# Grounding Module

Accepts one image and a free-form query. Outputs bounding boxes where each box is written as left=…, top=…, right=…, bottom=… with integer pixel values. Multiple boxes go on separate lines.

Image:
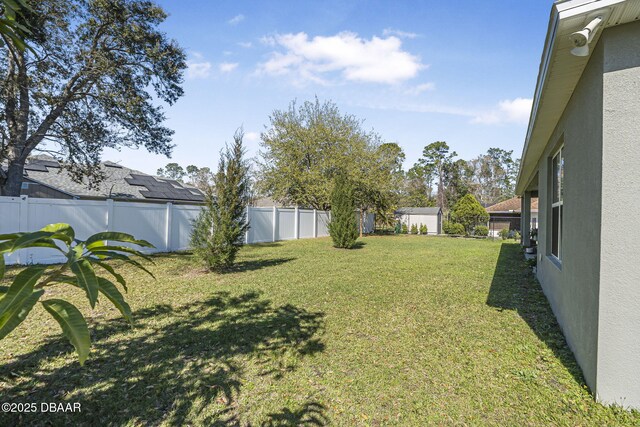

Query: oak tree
left=0, top=0, right=186, bottom=196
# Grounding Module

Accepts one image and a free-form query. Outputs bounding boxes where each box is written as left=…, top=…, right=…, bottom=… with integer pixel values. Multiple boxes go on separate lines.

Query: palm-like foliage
left=0, top=223, right=153, bottom=365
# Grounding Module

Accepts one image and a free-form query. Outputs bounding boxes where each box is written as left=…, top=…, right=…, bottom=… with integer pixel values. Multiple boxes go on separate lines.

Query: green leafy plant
left=328, top=174, right=359, bottom=249
left=191, top=129, right=250, bottom=271
left=513, top=231, right=521, bottom=241
left=499, top=228, right=510, bottom=240
left=401, top=223, right=408, bottom=234
left=410, top=224, right=418, bottom=235
left=0, top=224, right=154, bottom=365
left=474, top=225, right=489, bottom=237
left=419, top=224, right=428, bottom=235
left=449, top=223, right=465, bottom=235
left=450, top=194, right=489, bottom=235
left=394, top=221, right=402, bottom=234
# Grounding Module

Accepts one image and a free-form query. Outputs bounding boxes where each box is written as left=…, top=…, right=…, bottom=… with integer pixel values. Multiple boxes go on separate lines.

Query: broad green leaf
left=85, top=232, right=154, bottom=249
left=70, top=260, right=99, bottom=308
left=88, top=245, right=153, bottom=262
left=0, top=232, right=23, bottom=241
left=0, top=267, right=44, bottom=339
left=0, top=267, right=44, bottom=314
left=0, top=241, right=12, bottom=253
left=41, top=299, right=90, bottom=365
left=93, top=261, right=128, bottom=292
left=40, top=224, right=75, bottom=245
left=11, top=231, right=55, bottom=251
left=97, top=278, right=133, bottom=324
left=0, top=289, right=43, bottom=339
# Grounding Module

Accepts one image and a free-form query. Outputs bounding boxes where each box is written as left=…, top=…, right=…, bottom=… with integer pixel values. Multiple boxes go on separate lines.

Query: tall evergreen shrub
left=191, top=129, right=250, bottom=271
left=328, top=175, right=359, bottom=249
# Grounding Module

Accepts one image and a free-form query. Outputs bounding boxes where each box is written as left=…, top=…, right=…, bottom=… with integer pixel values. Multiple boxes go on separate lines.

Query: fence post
left=245, top=206, right=251, bottom=244
left=165, top=202, right=173, bottom=251
left=294, top=206, right=300, bottom=239
left=18, top=196, right=29, bottom=264
left=313, top=209, right=317, bottom=238
left=272, top=205, right=277, bottom=242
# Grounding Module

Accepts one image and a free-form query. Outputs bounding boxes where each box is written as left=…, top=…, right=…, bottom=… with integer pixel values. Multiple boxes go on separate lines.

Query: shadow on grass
left=224, top=257, right=296, bottom=274
left=0, top=292, right=326, bottom=426
left=351, top=241, right=366, bottom=250
left=486, top=243, right=586, bottom=388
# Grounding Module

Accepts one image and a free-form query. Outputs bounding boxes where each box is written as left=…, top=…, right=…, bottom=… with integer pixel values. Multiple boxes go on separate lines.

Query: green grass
left=1, top=236, right=639, bottom=425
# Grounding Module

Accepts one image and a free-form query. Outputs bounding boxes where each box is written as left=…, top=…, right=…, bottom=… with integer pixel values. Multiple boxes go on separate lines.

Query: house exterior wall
left=398, top=213, right=440, bottom=234
left=20, top=180, right=72, bottom=199
left=596, top=21, right=640, bottom=408
left=531, top=20, right=640, bottom=408
left=533, top=31, right=604, bottom=396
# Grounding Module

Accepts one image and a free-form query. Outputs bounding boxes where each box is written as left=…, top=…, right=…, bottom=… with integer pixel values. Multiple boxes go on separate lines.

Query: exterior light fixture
left=570, top=16, right=603, bottom=57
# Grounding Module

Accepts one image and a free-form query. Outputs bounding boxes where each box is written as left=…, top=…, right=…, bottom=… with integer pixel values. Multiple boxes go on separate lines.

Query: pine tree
left=328, top=175, right=359, bottom=249
left=191, top=129, right=250, bottom=271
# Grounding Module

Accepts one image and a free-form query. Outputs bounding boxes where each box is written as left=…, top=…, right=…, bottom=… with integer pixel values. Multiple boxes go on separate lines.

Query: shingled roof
left=19, top=156, right=205, bottom=203
left=486, top=196, right=538, bottom=213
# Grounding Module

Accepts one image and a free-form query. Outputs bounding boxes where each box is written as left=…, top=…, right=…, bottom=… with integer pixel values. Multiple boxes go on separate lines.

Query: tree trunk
left=1, top=161, right=25, bottom=196
left=359, top=210, right=364, bottom=237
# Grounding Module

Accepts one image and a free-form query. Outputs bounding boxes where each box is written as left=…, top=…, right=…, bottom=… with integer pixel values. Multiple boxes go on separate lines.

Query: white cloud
left=228, top=14, right=245, bottom=25
left=405, top=82, right=435, bottom=95
left=238, top=41, right=253, bottom=48
left=472, top=97, right=533, bottom=125
left=382, top=28, right=419, bottom=39
left=244, top=131, right=260, bottom=142
left=186, top=52, right=212, bottom=79
left=219, top=62, right=239, bottom=73
left=257, top=31, right=425, bottom=85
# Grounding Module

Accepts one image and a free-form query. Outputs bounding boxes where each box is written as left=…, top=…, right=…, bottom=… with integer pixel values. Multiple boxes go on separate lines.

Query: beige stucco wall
left=533, top=29, right=604, bottom=395
left=596, top=21, right=640, bottom=408
left=530, top=20, right=640, bottom=408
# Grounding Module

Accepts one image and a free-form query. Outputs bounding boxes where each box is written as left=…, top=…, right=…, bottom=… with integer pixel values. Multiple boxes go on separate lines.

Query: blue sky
left=103, top=0, right=552, bottom=174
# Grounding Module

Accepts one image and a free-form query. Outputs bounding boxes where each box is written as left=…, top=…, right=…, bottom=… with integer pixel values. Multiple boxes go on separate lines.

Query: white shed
left=395, top=207, right=442, bottom=235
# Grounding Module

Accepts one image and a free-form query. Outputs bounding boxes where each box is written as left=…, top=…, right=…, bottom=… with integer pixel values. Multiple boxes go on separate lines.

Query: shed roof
left=394, top=207, right=442, bottom=215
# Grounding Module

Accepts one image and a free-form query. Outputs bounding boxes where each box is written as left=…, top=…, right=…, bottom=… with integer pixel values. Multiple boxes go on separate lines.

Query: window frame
left=550, top=145, right=564, bottom=262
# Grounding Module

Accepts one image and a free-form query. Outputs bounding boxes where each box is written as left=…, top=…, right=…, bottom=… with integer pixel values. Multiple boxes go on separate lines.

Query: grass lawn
left=1, top=236, right=639, bottom=425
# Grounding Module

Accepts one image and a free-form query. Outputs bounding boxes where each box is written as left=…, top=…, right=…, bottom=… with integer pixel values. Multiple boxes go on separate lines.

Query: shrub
left=513, top=231, right=521, bottom=241
left=0, top=224, right=153, bottom=365
left=410, top=224, right=418, bottom=234
left=191, top=129, right=250, bottom=271
left=474, top=225, right=489, bottom=237
left=419, top=224, right=428, bottom=235
left=394, top=221, right=402, bottom=234
left=401, top=223, right=408, bottom=234
left=448, top=223, right=466, bottom=235
left=450, top=194, right=489, bottom=235
left=499, top=228, right=510, bottom=240
left=328, top=174, right=359, bottom=249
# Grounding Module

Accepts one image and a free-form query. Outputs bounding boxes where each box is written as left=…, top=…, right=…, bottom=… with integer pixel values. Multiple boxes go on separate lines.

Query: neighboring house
left=516, top=0, right=640, bottom=408
left=486, top=197, right=539, bottom=236
left=394, top=207, right=442, bottom=234
left=15, top=156, right=204, bottom=203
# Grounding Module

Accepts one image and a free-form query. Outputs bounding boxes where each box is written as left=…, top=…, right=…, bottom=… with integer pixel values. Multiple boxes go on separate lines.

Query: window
left=551, top=146, right=564, bottom=260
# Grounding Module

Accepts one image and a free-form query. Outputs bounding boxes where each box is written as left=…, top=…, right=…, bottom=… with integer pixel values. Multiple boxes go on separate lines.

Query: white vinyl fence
left=0, top=196, right=374, bottom=265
